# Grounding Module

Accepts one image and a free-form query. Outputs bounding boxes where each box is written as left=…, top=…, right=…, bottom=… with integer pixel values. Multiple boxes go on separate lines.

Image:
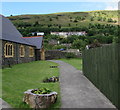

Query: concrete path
left=50, top=60, right=116, bottom=108
left=0, top=98, right=12, bottom=109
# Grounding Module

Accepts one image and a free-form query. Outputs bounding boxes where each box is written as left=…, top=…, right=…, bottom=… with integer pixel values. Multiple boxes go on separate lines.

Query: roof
left=22, top=36, right=43, bottom=49
left=0, top=15, right=43, bottom=49
left=0, top=15, right=31, bottom=45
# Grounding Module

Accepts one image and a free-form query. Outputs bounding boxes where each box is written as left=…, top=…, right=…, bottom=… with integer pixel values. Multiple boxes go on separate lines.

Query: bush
left=112, top=36, right=119, bottom=43
left=65, top=53, right=76, bottom=59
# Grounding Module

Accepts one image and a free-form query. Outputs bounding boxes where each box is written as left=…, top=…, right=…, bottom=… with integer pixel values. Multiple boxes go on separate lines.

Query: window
left=4, top=43, right=14, bottom=58
left=29, top=47, right=34, bottom=57
left=20, top=45, right=25, bottom=57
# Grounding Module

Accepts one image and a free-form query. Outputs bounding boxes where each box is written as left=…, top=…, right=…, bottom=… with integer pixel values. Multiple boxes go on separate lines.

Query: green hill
left=7, top=10, right=119, bottom=36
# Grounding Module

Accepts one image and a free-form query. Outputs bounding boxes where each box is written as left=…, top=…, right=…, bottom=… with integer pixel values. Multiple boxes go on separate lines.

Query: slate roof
left=0, top=15, right=43, bottom=49
left=22, top=36, right=43, bottom=49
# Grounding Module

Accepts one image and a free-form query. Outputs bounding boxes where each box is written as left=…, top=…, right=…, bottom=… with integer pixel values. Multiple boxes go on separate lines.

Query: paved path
left=0, top=98, right=12, bottom=109
left=50, top=60, right=116, bottom=108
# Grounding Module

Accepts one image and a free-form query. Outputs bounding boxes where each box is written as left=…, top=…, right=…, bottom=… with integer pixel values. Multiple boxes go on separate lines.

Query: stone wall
left=0, top=40, right=2, bottom=68
left=2, top=40, right=36, bottom=68
left=45, top=50, right=67, bottom=60
left=45, top=50, right=82, bottom=60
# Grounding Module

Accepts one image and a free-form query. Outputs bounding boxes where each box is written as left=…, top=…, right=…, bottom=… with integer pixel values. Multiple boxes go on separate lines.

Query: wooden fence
left=82, top=44, right=120, bottom=109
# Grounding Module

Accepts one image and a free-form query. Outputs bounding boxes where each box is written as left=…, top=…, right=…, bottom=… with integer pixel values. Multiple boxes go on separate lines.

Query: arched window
left=20, top=45, right=25, bottom=57
left=4, top=43, right=14, bottom=58
left=29, top=47, right=34, bottom=57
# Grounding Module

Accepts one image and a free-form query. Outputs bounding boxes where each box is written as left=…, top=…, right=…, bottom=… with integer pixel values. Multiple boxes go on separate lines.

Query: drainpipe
left=40, top=38, right=45, bottom=60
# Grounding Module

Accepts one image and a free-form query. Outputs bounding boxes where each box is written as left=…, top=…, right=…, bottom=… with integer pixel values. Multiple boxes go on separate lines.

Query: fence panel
left=82, top=44, right=120, bottom=109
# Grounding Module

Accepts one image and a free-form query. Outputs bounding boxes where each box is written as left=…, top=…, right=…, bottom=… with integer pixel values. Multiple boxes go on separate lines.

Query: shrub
left=65, top=53, right=76, bottom=59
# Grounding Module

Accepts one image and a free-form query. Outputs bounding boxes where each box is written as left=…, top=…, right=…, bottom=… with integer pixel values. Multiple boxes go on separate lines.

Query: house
left=48, top=39, right=59, bottom=45
left=51, top=31, right=87, bottom=37
left=0, top=15, right=44, bottom=68
left=31, top=32, right=44, bottom=36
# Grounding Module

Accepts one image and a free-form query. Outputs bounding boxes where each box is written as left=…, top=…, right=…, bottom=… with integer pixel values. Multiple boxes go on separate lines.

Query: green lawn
left=0, top=69, right=2, bottom=98
left=2, top=61, right=61, bottom=108
left=60, top=58, right=82, bottom=70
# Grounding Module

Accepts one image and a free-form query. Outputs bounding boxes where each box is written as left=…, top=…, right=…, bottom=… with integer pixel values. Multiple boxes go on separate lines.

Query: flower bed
left=23, top=88, right=57, bottom=108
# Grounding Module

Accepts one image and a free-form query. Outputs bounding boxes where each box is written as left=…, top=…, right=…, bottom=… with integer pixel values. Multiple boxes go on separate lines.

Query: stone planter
left=23, top=89, right=57, bottom=108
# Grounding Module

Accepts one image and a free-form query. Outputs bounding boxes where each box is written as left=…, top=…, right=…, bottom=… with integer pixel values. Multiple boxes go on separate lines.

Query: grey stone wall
left=2, top=40, right=36, bottom=68
left=45, top=50, right=81, bottom=60
left=45, top=50, right=67, bottom=60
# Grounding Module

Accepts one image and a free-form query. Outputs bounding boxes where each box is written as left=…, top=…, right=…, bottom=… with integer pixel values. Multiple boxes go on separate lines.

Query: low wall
left=45, top=50, right=67, bottom=60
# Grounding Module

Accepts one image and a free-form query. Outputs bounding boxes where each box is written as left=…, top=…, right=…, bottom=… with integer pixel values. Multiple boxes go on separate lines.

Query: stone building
left=0, top=15, right=44, bottom=68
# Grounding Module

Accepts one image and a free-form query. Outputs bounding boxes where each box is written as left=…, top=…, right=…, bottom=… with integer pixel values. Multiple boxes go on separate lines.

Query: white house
left=32, top=32, right=44, bottom=36
left=51, top=31, right=87, bottom=37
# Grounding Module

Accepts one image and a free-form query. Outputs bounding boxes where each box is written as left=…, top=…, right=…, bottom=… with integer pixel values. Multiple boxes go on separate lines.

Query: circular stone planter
left=23, top=89, right=57, bottom=108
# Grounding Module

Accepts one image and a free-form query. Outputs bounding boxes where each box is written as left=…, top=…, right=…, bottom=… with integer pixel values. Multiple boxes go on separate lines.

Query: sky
left=1, top=1, right=119, bottom=17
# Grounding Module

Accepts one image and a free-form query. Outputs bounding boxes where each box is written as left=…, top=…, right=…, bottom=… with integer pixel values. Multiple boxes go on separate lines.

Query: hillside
left=7, top=10, right=119, bottom=36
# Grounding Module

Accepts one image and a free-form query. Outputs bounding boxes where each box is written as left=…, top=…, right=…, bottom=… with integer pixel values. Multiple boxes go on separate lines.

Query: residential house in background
left=51, top=31, right=87, bottom=37
left=48, top=39, right=59, bottom=45
left=31, top=32, right=44, bottom=36
left=0, top=15, right=44, bottom=67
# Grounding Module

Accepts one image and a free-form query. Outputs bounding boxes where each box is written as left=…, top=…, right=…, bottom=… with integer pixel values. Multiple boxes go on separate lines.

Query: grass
left=2, top=61, right=61, bottom=108
left=0, top=69, right=2, bottom=98
left=9, top=10, right=118, bottom=29
left=60, top=58, right=82, bottom=70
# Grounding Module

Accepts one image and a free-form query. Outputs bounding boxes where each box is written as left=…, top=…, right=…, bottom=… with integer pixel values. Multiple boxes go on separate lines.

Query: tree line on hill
left=44, top=34, right=119, bottom=51
left=15, top=21, right=119, bottom=50
left=9, top=10, right=119, bottom=50
left=17, top=23, right=119, bottom=37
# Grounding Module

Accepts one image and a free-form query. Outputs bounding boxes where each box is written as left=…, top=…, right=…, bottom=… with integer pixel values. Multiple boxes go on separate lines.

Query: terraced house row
left=0, top=15, right=44, bottom=68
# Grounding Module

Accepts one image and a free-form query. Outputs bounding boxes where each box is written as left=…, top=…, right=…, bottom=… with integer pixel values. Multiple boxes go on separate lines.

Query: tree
left=89, top=39, right=101, bottom=48
left=48, top=24, right=52, bottom=27
left=112, top=36, right=119, bottom=44
left=90, top=17, right=94, bottom=21
left=33, top=21, right=39, bottom=26
left=73, top=19, right=78, bottom=22
left=103, top=17, right=106, bottom=21
left=49, top=18, right=52, bottom=21
left=56, top=16, right=58, bottom=19
left=58, top=25, right=61, bottom=29
left=72, top=39, right=87, bottom=50
left=108, top=18, right=113, bottom=22
left=67, top=35, right=76, bottom=43
left=68, top=23, right=71, bottom=27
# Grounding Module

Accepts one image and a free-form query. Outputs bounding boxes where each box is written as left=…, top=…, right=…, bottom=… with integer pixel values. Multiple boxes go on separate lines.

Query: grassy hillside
left=8, top=10, right=118, bottom=27
left=7, top=10, right=118, bottom=37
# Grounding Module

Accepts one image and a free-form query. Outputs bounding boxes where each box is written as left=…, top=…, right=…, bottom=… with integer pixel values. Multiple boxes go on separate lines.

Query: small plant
left=43, top=76, right=59, bottom=83
left=32, top=88, right=52, bottom=94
